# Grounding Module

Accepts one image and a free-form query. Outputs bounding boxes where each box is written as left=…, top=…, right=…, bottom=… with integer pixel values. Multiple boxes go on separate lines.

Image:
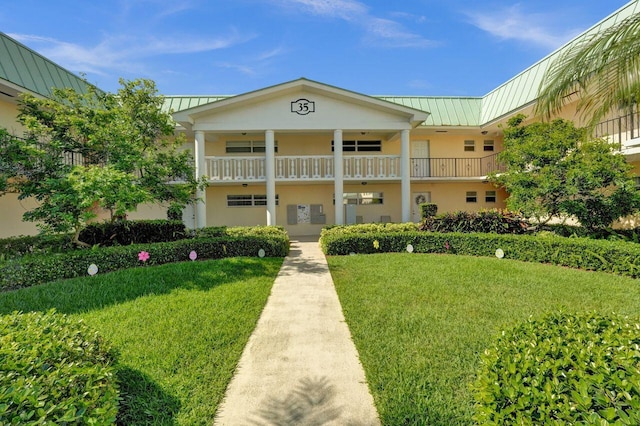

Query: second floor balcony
left=205, top=153, right=504, bottom=182
left=411, top=153, right=504, bottom=179
left=595, top=109, right=640, bottom=152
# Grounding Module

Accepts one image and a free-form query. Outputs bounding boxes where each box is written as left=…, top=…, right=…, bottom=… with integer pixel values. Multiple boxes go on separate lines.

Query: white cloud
left=216, top=45, right=288, bottom=77
left=270, top=0, right=434, bottom=48
left=8, top=31, right=254, bottom=76
left=216, top=62, right=258, bottom=76
left=277, top=0, right=367, bottom=21
left=366, top=17, right=435, bottom=48
left=389, top=11, right=427, bottom=24
left=464, top=4, right=580, bottom=50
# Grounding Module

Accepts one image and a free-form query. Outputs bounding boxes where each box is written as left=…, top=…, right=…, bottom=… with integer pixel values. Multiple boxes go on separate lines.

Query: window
left=337, top=192, right=384, bottom=205
left=227, top=194, right=279, bottom=207
left=634, top=176, right=640, bottom=190
left=331, top=140, right=382, bottom=152
left=466, top=191, right=477, bottom=203
left=464, top=140, right=475, bottom=152
left=483, top=140, right=495, bottom=152
left=226, top=140, right=277, bottom=153
left=359, top=192, right=384, bottom=205
left=485, top=190, right=497, bottom=203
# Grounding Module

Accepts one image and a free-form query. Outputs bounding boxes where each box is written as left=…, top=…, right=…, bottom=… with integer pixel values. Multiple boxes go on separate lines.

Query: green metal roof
left=379, top=96, right=481, bottom=127
left=0, top=32, right=93, bottom=98
left=162, top=95, right=231, bottom=113
left=164, top=94, right=481, bottom=127
left=481, top=0, right=640, bottom=124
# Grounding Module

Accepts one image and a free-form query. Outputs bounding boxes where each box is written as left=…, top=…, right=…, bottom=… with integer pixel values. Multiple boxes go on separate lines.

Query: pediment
left=172, top=78, right=429, bottom=132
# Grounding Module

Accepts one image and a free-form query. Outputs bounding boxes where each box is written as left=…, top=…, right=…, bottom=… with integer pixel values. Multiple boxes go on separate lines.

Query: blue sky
left=0, top=0, right=631, bottom=97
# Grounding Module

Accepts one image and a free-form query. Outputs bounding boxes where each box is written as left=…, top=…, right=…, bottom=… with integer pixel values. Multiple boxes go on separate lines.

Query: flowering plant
left=138, top=251, right=150, bottom=262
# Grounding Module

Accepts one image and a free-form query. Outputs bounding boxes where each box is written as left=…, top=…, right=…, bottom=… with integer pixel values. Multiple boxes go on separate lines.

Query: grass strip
left=328, top=253, right=640, bottom=425
left=0, top=257, right=283, bottom=425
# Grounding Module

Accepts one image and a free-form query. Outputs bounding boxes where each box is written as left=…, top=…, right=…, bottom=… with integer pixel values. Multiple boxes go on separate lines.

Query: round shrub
left=0, top=310, right=119, bottom=424
left=472, top=311, right=640, bottom=425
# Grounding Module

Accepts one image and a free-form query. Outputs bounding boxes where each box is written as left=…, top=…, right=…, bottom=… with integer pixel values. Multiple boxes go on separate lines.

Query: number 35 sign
left=291, top=98, right=316, bottom=115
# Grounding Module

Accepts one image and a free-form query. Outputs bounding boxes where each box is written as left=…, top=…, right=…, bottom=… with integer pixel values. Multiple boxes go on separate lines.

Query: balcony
left=411, top=153, right=504, bottom=178
left=595, top=110, right=640, bottom=152
left=205, top=153, right=504, bottom=182
left=206, top=155, right=400, bottom=182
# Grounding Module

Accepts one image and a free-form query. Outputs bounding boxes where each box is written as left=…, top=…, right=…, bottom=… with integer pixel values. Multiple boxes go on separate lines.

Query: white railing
left=343, top=155, right=400, bottom=179
left=205, top=155, right=401, bottom=181
left=207, top=157, right=266, bottom=181
left=275, top=156, right=334, bottom=180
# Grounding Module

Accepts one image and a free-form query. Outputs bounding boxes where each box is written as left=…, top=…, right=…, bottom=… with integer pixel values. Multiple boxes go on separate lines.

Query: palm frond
left=536, top=11, right=640, bottom=130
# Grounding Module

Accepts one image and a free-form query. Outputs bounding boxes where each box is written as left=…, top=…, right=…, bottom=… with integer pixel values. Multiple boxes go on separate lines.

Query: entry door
left=411, top=140, right=430, bottom=178
left=412, top=192, right=431, bottom=222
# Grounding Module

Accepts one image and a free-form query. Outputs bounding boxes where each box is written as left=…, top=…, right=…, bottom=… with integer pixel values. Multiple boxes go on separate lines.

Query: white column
left=265, top=130, right=276, bottom=226
left=401, top=129, right=411, bottom=223
left=334, top=129, right=344, bottom=225
left=194, top=130, right=207, bottom=229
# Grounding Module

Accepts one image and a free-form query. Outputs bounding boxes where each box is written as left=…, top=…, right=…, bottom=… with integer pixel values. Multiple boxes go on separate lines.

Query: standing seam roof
left=480, top=1, right=640, bottom=124
left=0, top=32, right=92, bottom=98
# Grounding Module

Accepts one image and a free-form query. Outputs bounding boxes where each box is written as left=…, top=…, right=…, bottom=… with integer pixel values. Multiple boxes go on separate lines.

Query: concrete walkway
left=214, top=237, right=380, bottom=426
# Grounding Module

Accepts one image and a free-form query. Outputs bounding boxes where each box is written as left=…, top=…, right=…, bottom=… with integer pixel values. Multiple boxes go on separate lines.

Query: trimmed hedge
left=0, top=310, right=119, bottom=424
left=472, top=311, right=640, bottom=425
left=1, top=233, right=289, bottom=290
left=0, top=234, right=75, bottom=258
left=320, top=230, right=640, bottom=278
left=321, top=223, right=419, bottom=235
left=78, top=220, right=187, bottom=246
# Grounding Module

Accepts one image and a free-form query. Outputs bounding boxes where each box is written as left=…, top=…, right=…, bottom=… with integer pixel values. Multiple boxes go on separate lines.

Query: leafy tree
left=536, top=11, right=640, bottom=129
left=489, top=114, right=640, bottom=230
left=0, top=78, right=204, bottom=245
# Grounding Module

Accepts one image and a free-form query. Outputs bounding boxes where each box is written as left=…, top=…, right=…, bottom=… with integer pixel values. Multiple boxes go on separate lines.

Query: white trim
left=334, top=129, right=344, bottom=225
left=194, top=130, right=207, bottom=229
left=265, top=130, right=276, bottom=225
left=401, top=129, right=411, bottom=222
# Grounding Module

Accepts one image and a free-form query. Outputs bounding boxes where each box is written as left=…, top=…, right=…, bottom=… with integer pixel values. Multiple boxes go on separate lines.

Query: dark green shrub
left=0, top=310, right=119, bottom=424
left=78, top=220, right=187, bottom=246
left=191, top=226, right=228, bottom=238
left=420, top=203, right=438, bottom=219
left=0, top=233, right=75, bottom=258
left=419, top=209, right=528, bottom=234
left=166, top=205, right=183, bottom=221
left=472, top=311, right=640, bottom=425
left=1, top=232, right=290, bottom=290
left=320, top=229, right=640, bottom=278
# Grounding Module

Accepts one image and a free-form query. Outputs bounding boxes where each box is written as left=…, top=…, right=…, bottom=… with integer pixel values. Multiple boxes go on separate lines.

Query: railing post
left=401, top=129, right=411, bottom=222
left=194, top=130, right=207, bottom=229
left=334, top=130, right=344, bottom=225
left=265, top=130, right=276, bottom=226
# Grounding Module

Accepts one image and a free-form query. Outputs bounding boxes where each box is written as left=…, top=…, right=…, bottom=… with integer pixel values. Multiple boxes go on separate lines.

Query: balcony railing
left=206, top=154, right=504, bottom=181
left=206, top=155, right=401, bottom=181
left=594, top=109, right=640, bottom=150
left=411, top=153, right=505, bottom=178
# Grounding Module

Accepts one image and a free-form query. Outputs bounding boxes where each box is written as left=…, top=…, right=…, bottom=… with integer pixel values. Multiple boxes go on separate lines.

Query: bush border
left=1, top=234, right=289, bottom=291
left=320, top=230, right=640, bottom=278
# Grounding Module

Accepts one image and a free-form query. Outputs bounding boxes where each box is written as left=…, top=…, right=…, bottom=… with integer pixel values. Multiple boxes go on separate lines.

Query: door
left=412, top=192, right=431, bottom=222
left=412, top=140, right=430, bottom=178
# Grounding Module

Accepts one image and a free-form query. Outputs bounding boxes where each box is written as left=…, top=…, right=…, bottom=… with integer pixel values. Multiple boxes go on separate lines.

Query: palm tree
left=536, top=10, right=640, bottom=130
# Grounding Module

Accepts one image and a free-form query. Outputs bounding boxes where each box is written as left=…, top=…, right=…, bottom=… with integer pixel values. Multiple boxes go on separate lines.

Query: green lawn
left=0, top=257, right=283, bottom=425
left=328, top=253, right=640, bottom=425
